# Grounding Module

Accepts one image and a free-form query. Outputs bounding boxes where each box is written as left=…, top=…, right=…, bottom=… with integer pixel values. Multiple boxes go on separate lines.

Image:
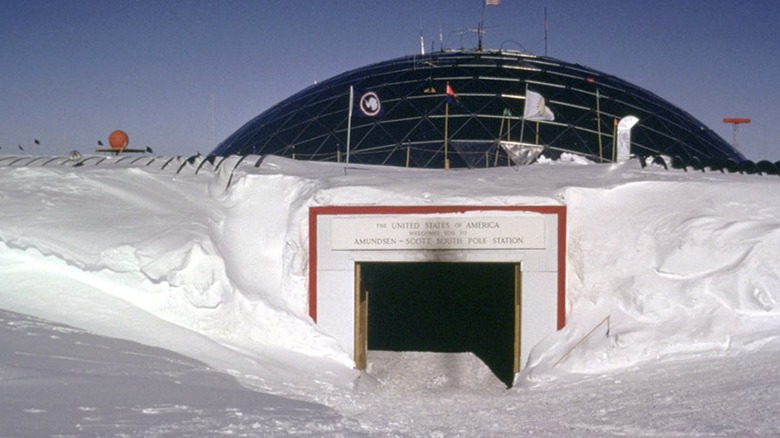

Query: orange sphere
left=108, top=130, right=129, bottom=149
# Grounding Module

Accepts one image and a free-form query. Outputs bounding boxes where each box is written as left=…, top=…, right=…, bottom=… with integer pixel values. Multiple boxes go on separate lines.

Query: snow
left=1, top=154, right=779, bottom=436
left=0, top=309, right=358, bottom=437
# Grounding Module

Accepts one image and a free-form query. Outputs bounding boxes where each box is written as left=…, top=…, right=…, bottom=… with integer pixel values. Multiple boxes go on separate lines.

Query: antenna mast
left=478, top=1, right=486, bottom=51
left=723, top=117, right=751, bottom=149
left=544, top=7, right=549, bottom=56
left=419, top=14, right=425, bottom=55
left=479, top=0, right=500, bottom=51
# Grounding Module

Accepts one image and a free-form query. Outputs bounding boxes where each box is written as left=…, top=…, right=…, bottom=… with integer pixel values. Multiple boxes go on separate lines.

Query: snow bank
left=0, top=162, right=350, bottom=384
left=524, top=176, right=780, bottom=380
left=1, top=155, right=779, bottom=391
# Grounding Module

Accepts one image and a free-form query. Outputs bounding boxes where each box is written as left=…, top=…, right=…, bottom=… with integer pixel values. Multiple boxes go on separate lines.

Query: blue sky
left=1, top=0, right=778, bottom=161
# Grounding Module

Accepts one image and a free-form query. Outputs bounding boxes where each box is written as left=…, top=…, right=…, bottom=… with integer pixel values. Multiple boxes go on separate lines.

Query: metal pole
left=444, top=101, right=450, bottom=169
left=596, top=88, right=603, bottom=162
left=519, top=84, right=527, bottom=147
left=478, top=1, right=487, bottom=51
left=535, top=121, right=540, bottom=145
left=346, top=86, right=354, bottom=166
left=544, top=7, right=548, bottom=56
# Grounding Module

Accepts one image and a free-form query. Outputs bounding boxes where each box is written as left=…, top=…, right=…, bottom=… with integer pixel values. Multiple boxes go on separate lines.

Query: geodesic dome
left=212, top=50, right=744, bottom=168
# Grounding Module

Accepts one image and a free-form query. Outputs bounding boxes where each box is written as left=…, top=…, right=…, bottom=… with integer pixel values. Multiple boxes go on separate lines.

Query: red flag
left=446, top=83, right=459, bottom=103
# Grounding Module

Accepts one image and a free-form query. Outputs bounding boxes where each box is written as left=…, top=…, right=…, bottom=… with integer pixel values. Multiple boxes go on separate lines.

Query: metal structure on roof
left=211, top=50, right=745, bottom=168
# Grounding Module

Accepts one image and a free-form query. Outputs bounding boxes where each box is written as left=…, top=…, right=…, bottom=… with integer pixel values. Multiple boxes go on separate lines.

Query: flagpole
left=346, top=85, right=354, bottom=166
left=536, top=121, right=540, bottom=145
left=443, top=81, right=461, bottom=169
left=596, top=88, right=603, bottom=162
left=495, top=111, right=503, bottom=167
left=612, top=118, right=618, bottom=162
left=444, top=99, right=450, bottom=170
left=519, top=83, right=528, bottom=147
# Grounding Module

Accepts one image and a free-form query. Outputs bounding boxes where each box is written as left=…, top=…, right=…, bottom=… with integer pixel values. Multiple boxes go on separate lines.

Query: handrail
left=552, top=315, right=611, bottom=369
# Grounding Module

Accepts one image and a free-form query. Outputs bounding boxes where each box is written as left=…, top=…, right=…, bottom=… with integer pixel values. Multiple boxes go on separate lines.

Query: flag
left=486, top=0, right=500, bottom=5
left=523, top=90, right=554, bottom=121
left=356, top=90, right=382, bottom=117
left=445, top=83, right=459, bottom=104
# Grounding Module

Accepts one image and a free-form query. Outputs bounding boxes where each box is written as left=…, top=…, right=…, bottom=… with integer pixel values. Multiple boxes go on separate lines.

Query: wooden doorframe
left=354, top=263, right=368, bottom=370
left=514, top=264, right=522, bottom=374
left=354, top=261, right=522, bottom=373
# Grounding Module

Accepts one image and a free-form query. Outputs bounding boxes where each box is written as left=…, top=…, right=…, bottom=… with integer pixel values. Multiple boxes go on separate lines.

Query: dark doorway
left=356, top=262, right=519, bottom=387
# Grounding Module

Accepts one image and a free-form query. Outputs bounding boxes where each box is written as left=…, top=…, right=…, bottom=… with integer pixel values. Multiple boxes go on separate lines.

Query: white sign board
left=331, top=215, right=546, bottom=250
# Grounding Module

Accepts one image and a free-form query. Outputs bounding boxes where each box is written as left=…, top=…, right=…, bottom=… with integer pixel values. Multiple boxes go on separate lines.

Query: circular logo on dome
left=359, top=91, right=381, bottom=117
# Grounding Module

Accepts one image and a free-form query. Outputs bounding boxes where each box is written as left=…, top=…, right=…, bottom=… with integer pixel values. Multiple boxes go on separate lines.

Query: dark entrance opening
left=358, top=262, right=518, bottom=387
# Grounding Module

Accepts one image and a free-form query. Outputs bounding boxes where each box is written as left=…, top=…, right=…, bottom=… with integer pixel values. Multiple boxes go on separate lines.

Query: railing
left=552, top=315, right=611, bottom=369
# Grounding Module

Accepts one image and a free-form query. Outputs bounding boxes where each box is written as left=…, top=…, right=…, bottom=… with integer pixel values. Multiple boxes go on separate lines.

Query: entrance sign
left=309, top=205, right=567, bottom=376
left=331, top=215, right=546, bottom=250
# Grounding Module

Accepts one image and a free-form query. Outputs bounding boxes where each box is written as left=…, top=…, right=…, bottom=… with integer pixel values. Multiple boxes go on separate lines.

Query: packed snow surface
left=1, top=154, right=779, bottom=436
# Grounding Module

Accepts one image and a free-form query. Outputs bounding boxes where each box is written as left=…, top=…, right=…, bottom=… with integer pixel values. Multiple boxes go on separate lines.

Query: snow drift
left=1, top=154, right=779, bottom=435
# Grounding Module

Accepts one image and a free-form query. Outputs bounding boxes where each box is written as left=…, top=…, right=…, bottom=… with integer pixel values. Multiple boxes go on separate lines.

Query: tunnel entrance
left=355, top=262, right=520, bottom=387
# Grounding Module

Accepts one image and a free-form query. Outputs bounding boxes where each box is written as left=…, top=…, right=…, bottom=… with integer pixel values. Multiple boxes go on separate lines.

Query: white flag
left=486, top=0, right=501, bottom=5
left=523, top=90, right=554, bottom=121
